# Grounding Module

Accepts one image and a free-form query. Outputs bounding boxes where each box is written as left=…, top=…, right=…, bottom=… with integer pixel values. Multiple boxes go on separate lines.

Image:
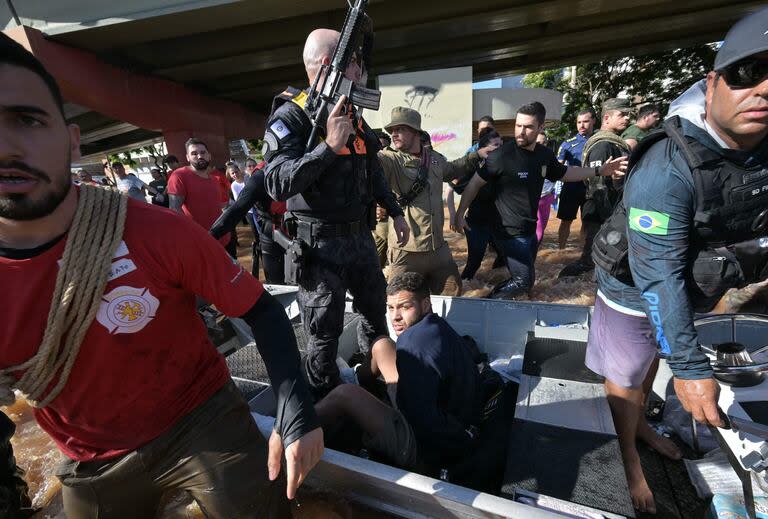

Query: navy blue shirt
left=597, top=118, right=768, bottom=380
left=558, top=134, right=589, bottom=196
left=395, top=313, right=480, bottom=466
left=557, top=133, right=588, bottom=167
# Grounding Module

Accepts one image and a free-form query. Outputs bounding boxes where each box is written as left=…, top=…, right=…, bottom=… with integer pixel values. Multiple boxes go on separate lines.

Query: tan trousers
left=387, top=243, right=462, bottom=296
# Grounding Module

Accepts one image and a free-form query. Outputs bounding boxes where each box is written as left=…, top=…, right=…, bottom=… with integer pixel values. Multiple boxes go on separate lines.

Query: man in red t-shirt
left=167, top=139, right=236, bottom=257
left=0, top=33, right=322, bottom=518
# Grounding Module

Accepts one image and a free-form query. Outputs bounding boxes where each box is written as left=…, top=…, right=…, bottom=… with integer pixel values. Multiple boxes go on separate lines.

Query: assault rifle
left=304, top=0, right=381, bottom=151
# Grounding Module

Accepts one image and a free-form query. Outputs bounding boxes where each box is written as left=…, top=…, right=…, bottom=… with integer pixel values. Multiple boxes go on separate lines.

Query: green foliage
left=528, top=43, right=717, bottom=144
left=107, top=143, right=166, bottom=169
left=136, top=144, right=165, bottom=170
left=107, top=151, right=136, bottom=167
left=522, top=69, right=564, bottom=90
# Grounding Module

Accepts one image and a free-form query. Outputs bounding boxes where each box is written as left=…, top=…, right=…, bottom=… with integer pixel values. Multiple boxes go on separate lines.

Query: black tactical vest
left=592, top=116, right=768, bottom=310
left=268, top=87, right=377, bottom=222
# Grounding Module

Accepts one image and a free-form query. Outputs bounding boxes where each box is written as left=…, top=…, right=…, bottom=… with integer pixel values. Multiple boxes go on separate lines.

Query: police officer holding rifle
left=263, top=0, right=409, bottom=399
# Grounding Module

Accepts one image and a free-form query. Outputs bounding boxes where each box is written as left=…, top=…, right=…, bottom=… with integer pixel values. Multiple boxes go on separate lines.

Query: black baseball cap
left=714, top=6, right=768, bottom=71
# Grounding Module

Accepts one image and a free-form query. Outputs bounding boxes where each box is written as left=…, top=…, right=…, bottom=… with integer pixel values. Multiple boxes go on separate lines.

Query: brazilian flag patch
left=629, top=208, right=670, bottom=235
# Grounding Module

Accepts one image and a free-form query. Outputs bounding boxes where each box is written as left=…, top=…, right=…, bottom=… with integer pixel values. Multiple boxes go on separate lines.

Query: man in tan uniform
left=378, top=107, right=494, bottom=295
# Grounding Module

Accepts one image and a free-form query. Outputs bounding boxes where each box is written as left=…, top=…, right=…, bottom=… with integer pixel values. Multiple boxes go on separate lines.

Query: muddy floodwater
left=6, top=396, right=397, bottom=519
left=9, top=213, right=593, bottom=518
left=445, top=211, right=598, bottom=304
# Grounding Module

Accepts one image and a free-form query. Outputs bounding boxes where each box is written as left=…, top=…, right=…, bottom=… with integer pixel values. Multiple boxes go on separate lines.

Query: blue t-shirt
left=597, top=118, right=768, bottom=380
left=395, top=313, right=480, bottom=466
left=557, top=133, right=588, bottom=167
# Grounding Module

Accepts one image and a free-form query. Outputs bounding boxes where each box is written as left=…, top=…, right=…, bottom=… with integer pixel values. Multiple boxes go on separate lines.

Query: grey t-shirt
left=117, top=176, right=147, bottom=201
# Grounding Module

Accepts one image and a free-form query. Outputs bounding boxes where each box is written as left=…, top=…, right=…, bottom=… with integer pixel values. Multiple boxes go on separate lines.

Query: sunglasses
left=721, top=58, right=768, bottom=89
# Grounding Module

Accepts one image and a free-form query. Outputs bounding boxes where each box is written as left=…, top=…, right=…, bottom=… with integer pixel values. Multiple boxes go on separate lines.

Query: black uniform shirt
left=263, top=94, right=403, bottom=223
left=478, top=141, right=567, bottom=237
left=583, top=140, right=630, bottom=221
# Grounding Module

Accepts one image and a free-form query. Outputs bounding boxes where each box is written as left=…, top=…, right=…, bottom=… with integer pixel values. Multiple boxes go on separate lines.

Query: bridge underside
left=3, top=0, right=762, bottom=157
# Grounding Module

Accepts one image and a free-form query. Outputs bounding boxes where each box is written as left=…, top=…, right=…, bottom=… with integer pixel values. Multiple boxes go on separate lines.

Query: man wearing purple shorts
left=586, top=9, right=768, bottom=514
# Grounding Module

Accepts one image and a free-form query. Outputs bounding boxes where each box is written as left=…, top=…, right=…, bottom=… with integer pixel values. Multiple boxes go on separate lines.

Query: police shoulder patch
left=628, top=207, right=670, bottom=235
left=270, top=119, right=291, bottom=140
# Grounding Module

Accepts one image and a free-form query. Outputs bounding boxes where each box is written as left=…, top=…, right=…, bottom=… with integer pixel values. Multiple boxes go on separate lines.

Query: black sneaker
left=489, top=278, right=529, bottom=300
left=558, top=259, right=594, bottom=278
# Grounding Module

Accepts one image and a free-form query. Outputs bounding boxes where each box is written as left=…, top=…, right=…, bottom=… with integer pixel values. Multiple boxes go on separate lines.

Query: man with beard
left=378, top=106, right=495, bottom=296
left=556, top=108, right=596, bottom=249
left=0, top=32, right=323, bottom=518
left=168, top=139, right=236, bottom=257
left=559, top=98, right=631, bottom=278
left=586, top=8, right=768, bottom=511
left=453, top=102, right=627, bottom=298
left=264, top=28, right=409, bottom=399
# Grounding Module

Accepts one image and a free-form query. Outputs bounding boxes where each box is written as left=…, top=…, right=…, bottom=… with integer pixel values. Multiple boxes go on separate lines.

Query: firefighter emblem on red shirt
left=96, top=286, right=159, bottom=334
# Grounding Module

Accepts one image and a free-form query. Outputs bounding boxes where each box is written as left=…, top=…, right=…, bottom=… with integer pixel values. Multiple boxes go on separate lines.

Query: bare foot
left=620, top=441, right=657, bottom=513
left=637, top=421, right=682, bottom=460
left=627, top=468, right=657, bottom=514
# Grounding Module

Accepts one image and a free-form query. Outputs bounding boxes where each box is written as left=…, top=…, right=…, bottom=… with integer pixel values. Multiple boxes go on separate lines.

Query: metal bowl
left=711, top=342, right=768, bottom=387
left=696, top=314, right=768, bottom=387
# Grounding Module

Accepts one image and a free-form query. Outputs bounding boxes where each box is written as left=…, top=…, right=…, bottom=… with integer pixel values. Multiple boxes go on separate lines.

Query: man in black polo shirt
left=453, top=102, right=627, bottom=298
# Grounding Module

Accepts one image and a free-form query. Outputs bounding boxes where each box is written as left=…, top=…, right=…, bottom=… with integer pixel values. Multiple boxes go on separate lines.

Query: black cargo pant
left=55, top=381, right=290, bottom=519
left=298, top=231, right=389, bottom=398
left=257, top=218, right=286, bottom=285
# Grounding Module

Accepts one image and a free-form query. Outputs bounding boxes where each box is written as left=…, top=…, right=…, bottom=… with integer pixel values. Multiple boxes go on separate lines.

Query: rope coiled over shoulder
left=0, top=184, right=127, bottom=408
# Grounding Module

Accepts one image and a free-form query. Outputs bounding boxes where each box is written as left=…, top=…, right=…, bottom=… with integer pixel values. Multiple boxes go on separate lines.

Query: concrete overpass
left=2, top=0, right=763, bottom=159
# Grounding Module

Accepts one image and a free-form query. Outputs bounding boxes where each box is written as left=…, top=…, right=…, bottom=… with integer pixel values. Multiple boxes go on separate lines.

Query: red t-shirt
left=0, top=198, right=264, bottom=461
left=167, top=167, right=231, bottom=246
left=211, top=169, right=232, bottom=204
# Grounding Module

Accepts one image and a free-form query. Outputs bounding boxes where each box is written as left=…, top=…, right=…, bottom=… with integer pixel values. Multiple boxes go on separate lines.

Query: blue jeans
left=462, top=222, right=492, bottom=279
left=497, top=233, right=537, bottom=289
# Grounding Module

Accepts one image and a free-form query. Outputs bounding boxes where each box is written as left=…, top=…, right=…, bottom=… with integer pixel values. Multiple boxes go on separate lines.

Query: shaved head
left=303, top=29, right=340, bottom=82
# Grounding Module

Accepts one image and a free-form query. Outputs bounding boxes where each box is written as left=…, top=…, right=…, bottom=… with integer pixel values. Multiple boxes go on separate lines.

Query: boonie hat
left=385, top=106, right=422, bottom=132
left=601, top=98, right=631, bottom=113
left=714, top=6, right=768, bottom=71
